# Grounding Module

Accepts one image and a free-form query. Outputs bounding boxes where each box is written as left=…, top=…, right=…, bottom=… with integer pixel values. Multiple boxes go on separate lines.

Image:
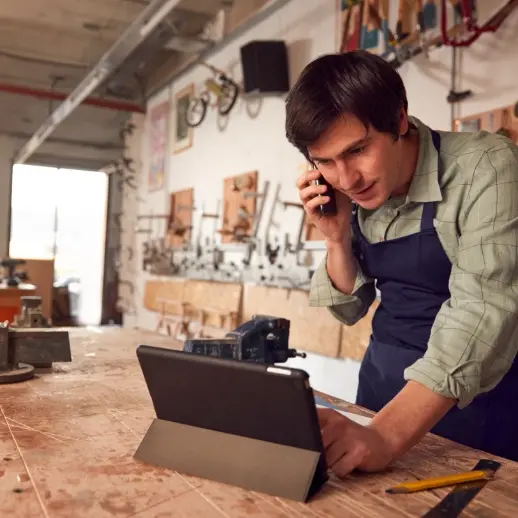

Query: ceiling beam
left=0, top=82, right=145, bottom=113
left=0, top=19, right=116, bottom=68
left=14, top=0, right=184, bottom=165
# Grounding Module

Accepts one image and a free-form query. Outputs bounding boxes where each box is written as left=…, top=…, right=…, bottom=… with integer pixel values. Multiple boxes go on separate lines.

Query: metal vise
left=0, top=322, right=72, bottom=384
left=183, top=314, right=306, bottom=364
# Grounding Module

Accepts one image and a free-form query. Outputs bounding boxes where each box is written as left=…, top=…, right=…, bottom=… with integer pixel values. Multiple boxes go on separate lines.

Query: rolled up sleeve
left=309, top=253, right=376, bottom=325
left=405, top=144, right=518, bottom=408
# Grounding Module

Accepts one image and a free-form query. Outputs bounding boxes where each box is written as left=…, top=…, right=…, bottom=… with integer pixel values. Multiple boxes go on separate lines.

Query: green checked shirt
left=309, top=115, right=518, bottom=409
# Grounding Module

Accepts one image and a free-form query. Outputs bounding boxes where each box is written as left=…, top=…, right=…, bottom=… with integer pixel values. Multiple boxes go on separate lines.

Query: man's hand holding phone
left=296, top=169, right=358, bottom=296
left=296, top=169, right=352, bottom=245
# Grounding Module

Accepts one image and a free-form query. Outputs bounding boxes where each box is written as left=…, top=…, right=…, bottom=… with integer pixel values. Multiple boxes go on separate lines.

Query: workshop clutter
left=340, top=0, right=518, bottom=71
left=134, top=170, right=317, bottom=290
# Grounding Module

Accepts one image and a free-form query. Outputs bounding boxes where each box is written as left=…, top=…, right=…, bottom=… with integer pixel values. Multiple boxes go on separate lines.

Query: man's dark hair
left=285, top=51, right=408, bottom=160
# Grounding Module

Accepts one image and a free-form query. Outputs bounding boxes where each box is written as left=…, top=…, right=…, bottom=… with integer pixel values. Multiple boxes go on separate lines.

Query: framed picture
left=148, top=100, right=170, bottom=192
left=173, top=83, right=194, bottom=154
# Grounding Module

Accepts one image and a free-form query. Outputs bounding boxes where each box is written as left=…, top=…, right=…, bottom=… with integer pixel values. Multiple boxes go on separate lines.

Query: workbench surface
left=1, top=327, right=517, bottom=517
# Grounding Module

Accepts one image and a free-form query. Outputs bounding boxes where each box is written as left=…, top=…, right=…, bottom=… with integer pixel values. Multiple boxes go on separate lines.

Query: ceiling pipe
left=0, top=82, right=145, bottom=113
left=14, top=0, right=183, bottom=165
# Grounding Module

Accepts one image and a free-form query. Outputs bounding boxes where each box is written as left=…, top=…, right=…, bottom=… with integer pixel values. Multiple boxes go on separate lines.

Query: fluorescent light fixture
left=140, top=0, right=182, bottom=38
left=164, top=36, right=213, bottom=53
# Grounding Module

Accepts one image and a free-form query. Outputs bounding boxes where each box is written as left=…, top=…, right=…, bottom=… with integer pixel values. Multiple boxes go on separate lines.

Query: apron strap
left=420, top=129, right=441, bottom=232
left=420, top=202, right=436, bottom=231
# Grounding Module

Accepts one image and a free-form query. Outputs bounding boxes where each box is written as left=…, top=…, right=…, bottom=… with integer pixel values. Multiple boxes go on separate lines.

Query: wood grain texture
left=0, top=327, right=517, bottom=517
left=221, top=171, right=258, bottom=244
left=166, top=188, right=194, bottom=248
left=145, top=279, right=242, bottom=337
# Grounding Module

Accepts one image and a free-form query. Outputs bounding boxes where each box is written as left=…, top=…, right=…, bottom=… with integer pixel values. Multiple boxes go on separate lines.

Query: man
left=286, top=50, right=518, bottom=478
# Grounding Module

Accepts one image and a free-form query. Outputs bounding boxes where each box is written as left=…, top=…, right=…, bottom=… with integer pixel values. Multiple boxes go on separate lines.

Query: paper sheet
left=316, top=405, right=372, bottom=426
left=314, top=394, right=372, bottom=426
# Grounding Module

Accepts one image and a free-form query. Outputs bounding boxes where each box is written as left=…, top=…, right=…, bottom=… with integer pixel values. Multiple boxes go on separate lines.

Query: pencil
left=385, top=470, right=495, bottom=494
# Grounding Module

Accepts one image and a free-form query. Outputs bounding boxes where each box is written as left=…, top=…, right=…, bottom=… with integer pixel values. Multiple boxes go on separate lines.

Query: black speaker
left=240, top=40, right=290, bottom=94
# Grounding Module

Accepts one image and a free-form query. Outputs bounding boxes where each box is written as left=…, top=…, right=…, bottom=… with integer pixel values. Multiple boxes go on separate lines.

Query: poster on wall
left=148, top=100, right=170, bottom=192
left=173, top=83, right=194, bottom=154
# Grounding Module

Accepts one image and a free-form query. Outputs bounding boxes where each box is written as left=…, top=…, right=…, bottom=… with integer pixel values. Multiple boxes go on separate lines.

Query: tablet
left=136, top=345, right=328, bottom=494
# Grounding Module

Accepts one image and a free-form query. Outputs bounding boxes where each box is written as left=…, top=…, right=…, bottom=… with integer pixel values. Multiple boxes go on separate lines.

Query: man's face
left=307, top=113, right=408, bottom=210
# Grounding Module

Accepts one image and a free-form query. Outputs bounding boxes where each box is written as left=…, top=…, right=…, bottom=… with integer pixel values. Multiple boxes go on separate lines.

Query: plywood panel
left=339, top=299, right=378, bottom=361
left=242, top=284, right=341, bottom=358
left=453, top=103, right=518, bottom=143
left=143, top=279, right=186, bottom=313
left=166, top=188, right=194, bottom=248
left=184, top=279, right=241, bottom=314
left=143, top=278, right=241, bottom=333
left=221, top=171, right=257, bottom=243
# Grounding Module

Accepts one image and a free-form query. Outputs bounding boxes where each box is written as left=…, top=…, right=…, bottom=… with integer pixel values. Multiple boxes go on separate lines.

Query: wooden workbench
left=1, top=327, right=518, bottom=517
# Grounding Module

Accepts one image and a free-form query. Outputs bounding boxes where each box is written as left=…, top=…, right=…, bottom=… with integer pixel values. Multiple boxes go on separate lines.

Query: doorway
left=9, top=164, right=109, bottom=325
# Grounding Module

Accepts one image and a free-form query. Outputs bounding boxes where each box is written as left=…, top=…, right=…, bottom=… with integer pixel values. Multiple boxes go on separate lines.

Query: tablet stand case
left=134, top=418, right=322, bottom=502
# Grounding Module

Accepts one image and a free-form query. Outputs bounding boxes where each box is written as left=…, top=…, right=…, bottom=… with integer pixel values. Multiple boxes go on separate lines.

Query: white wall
left=126, top=1, right=518, bottom=403
left=0, top=136, right=15, bottom=257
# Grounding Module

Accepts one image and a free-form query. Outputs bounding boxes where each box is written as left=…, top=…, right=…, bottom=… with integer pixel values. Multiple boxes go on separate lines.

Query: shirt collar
left=405, top=116, right=443, bottom=204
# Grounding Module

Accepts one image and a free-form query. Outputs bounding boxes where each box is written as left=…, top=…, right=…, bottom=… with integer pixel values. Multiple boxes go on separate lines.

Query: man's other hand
left=317, top=407, right=394, bottom=478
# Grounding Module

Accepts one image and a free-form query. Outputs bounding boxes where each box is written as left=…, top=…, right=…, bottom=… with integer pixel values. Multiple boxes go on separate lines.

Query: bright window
left=9, top=164, right=108, bottom=325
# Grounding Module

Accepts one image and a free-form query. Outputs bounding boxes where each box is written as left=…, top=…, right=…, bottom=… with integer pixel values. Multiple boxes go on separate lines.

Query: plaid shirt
left=309, top=116, right=518, bottom=409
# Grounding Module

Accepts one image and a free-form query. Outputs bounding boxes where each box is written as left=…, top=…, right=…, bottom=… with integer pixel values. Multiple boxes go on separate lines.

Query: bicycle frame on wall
left=185, top=62, right=240, bottom=128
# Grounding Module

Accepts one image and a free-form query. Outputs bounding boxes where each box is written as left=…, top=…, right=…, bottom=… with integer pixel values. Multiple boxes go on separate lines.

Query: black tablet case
left=134, top=345, right=328, bottom=502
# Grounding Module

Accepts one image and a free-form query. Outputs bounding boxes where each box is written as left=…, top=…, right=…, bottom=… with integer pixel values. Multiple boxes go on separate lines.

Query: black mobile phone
left=314, top=174, right=337, bottom=215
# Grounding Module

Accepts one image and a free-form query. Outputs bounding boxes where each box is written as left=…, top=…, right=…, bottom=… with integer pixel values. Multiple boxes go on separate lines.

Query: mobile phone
left=314, top=174, right=337, bottom=215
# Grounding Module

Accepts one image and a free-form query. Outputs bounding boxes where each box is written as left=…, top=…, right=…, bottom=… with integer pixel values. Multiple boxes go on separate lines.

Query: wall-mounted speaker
left=240, top=40, right=290, bottom=94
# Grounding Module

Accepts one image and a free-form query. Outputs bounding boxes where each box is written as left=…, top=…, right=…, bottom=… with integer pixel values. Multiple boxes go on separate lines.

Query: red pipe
left=0, top=82, right=146, bottom=113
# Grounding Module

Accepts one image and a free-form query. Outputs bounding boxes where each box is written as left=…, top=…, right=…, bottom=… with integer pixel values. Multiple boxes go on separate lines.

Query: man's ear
left=398, top=107, right=409, bottom=138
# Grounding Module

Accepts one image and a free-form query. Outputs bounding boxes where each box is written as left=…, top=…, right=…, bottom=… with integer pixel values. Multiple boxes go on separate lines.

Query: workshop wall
left=0, top=135, right=16, bottom=258
left=122, top=2, right=518, bottom=403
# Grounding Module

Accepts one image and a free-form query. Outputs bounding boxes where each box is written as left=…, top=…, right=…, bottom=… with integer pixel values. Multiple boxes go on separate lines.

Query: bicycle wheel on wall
left=186, top=92, right=209, bottom=127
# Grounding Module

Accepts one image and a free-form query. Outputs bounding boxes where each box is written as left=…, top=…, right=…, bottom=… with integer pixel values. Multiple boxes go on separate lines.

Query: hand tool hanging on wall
left=242, top=180, right=270, bottom=243
left=423, top=0, right=438, bottom=29
left=361, top=0, right=380, bottom=51
left=396, top=0, right=413, bottom=42
left=446, top=1, right=472, bottom=104
left=377, top=0, right=393, bottom=56
left=119, top=121, right=136, bottom=143
left=344, top=0, right=363, bottom=51
left=389, top=0, right=518, bottom=69
left=339, top=0, right=354, bottom=52
left=441, top=0, right=513, bottom=47
left=195, top=201, right=220, bottom=259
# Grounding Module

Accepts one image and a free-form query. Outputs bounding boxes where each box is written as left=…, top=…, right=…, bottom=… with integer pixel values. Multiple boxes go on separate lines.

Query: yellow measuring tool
left=386, top=469, right=494, bottom=494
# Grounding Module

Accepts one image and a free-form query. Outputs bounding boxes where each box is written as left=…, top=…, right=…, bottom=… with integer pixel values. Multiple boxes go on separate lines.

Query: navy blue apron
left=353, top=129, right=518, bottom=462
